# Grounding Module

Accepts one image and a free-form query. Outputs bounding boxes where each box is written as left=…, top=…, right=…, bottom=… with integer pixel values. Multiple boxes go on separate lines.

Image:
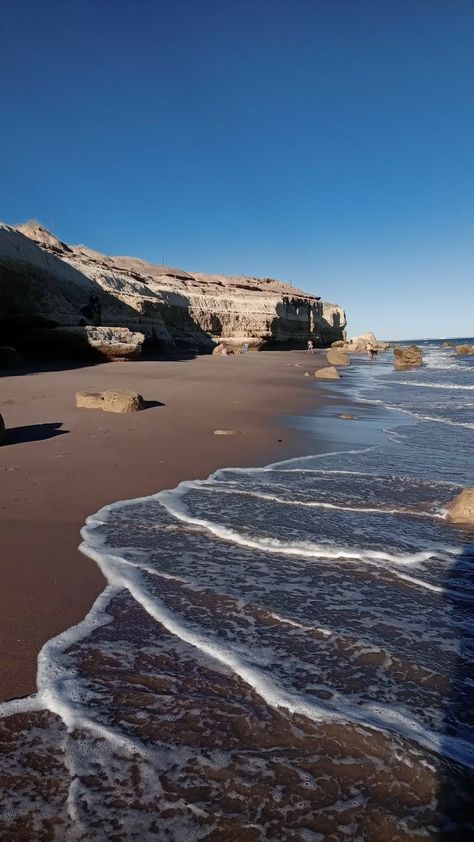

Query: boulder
left=315, top=366, right=340, bottom=380
left=445, top=489, right=474, bottom=525
left=326, top=349, right=351, bottom=366
left=456, top=344, right=474, bottom=356
left=0, top=414, right=5, bottom=443
left=393, top=345, right=423, bottom=370
left=442, top=341, right=454, bottom=348
left=331, top=340, right=345, bottom=348
left=23, top=326, right=145, bottom=360
left=341, top=332, right=390, bottom=353
left=212, top=343, right=227, bottom=356
left=76, top=390, right=144, bottom=413
left=339, top=413, right=354, bottom=420
left=83, top=327, right=145, bottom=360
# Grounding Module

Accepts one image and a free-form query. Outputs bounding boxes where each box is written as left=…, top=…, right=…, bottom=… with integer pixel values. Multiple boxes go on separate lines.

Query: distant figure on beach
left=82, top=290, right=102, bottom=326
left=367, top=342, right=377, bottom=359
left=241, top=342, right=249, bottom=354
left=307, top=339, right=314, bottom=353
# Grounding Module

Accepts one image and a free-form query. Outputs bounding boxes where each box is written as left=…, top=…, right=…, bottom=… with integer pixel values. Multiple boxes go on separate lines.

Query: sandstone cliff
left=0, top=222, right=346, bottom=356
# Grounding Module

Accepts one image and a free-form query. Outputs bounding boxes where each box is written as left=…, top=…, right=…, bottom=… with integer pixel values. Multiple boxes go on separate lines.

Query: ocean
left=1, top=339, right=473, bottom=840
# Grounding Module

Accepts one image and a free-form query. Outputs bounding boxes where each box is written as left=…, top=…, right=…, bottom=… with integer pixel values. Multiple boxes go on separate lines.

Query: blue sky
left=1, top=0, right=473, bottom=339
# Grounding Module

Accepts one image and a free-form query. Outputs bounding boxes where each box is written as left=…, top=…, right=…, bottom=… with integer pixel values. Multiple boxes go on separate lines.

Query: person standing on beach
left=307, top=339, right=314, bottom=353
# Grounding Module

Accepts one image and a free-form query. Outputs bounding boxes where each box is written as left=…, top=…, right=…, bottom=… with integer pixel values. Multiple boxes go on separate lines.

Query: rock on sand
left=315, top=366, right=340, bottom=380
left=326, top=349, right=350, bottom=366
left=76, top=390, right=145, bottom=413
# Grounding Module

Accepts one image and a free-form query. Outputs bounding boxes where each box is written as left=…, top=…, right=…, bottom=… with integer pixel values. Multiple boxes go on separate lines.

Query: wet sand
left=0, top=350, right=329, bottom=702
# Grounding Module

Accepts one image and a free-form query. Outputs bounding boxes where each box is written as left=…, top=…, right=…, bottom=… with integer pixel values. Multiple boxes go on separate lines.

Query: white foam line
left=380, top=380, right=474, bottom=391
left=202, top=485, right=441, bottom=519
left=265, top=446, right=380, bottom=471
left=158, top=484, right=455, bottom=567
left=74, top=536, right=474, bottom=771
left=384, top=405, right=474, bottom=430
left=0, top=693, right=43, bottom=718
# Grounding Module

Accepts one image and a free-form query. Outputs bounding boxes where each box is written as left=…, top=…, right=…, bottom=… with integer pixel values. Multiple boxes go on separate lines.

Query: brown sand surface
left=0, top=350, right=329, bottom=702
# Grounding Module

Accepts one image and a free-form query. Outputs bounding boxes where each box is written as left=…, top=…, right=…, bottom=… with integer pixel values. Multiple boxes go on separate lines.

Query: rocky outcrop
left=76, top=390, right=144, bottom=413
left=340, top=332, right=390, bottom=353
left=326, top=349, right=350, bottom=366
left=0, top=222, right=347, bottom=357
left=442, top=341, right=454, bottom=348
left=393, top=346, right=423, bottom=370
left=315, top=366, right=340, bottom=380
left=445, top=489, right=474, bottom=525
left=456, top=344, right=474, bottom=355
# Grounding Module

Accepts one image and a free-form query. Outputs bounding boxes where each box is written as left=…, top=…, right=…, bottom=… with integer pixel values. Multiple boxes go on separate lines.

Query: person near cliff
left=307, top=339, right=314, bottom=353
left=88, top=290, right=102, bottom=326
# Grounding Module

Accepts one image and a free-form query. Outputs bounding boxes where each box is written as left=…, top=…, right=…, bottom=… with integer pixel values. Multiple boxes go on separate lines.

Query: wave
left=43, top=523, right=474, bottom=772
left=201, top=484, right=442, bottom=519
left=158, top=483, right=456, bottom=566
left=382, top=380, right=474, bottom=391
left=383, top=404, right=474, bottom=429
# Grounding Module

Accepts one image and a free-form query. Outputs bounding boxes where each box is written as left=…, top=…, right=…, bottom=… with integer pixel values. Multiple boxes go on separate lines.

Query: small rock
left=339, top=413, right=354, bottom=420
left=213, top=429, right=242, bottom=436
left=315, top=366, right=341, bottom=380
left=442, top=341, right=454, bottom=348
left=304, top=371, right=311, bottom=377
left=445, top=488, right=474, bottom=525
left=456, top=344, right=474, bottom=355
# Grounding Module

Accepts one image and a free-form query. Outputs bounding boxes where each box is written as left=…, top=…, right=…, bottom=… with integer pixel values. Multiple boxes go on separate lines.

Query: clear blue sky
left=1, top=0, right=473, bottom=339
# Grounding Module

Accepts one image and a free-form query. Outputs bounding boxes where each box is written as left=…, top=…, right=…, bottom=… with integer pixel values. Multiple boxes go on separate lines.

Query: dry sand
left=0, top=350, right=329, bottom=702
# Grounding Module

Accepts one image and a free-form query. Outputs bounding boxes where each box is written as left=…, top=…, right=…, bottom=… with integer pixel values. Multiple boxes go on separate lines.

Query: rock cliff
left=0, top=221, right=346, bottom=356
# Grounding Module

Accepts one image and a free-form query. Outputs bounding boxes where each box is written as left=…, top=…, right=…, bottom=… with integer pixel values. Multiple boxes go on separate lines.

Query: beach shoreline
left=0, top=349, right=343, bottom=702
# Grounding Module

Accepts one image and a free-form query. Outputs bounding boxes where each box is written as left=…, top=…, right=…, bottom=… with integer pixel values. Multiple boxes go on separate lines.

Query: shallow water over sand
left=1, top=343, right=473, bottom=840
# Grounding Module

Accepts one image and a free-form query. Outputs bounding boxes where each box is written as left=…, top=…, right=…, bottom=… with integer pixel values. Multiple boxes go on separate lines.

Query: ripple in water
left=0, top=341, right=473, bottom=839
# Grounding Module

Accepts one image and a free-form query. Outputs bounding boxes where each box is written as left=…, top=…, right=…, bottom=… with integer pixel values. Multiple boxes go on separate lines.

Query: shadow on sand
left=4, top=422, right=68, bottom=444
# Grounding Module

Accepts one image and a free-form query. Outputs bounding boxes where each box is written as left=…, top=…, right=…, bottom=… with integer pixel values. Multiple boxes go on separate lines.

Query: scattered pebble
left=339, top=413, right=354, bottom=420
left=213, top=429, right=242, bottom=436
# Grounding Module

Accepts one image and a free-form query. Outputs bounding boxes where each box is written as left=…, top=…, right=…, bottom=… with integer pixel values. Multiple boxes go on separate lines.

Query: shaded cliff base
left=0, top=350, right=338, bottom=702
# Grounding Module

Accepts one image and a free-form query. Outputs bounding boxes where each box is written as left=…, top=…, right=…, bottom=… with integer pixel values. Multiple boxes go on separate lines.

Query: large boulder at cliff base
left=331, top=340, right=345, bottom=348
left=393, top=346, right=423, bottom=370
left=23, top=326, right=145, bottom=360
left=445, top=489, right=474, bottom=525
left=315, top=366, right=340, bottom=380
left=326, top=349, right=350, bottom=366
left=76, top=390, right=145, bottom=413
left=456, top=344, right=474, bottom=355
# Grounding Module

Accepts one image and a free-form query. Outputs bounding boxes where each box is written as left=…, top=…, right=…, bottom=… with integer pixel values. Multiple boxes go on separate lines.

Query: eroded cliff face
left=0, top=222, right=346, bottom=354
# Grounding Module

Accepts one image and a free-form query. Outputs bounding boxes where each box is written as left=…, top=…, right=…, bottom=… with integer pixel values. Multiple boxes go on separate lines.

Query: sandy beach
left=0, top=349, right=329, bottom=702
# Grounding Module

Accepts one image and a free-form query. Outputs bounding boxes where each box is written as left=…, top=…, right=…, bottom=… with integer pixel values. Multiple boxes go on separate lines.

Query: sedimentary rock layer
left=0, top=221, right=346, bottom=354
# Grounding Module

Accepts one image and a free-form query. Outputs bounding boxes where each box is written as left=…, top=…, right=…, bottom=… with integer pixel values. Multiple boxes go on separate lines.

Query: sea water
left=0, top=340, right=473, bottom=840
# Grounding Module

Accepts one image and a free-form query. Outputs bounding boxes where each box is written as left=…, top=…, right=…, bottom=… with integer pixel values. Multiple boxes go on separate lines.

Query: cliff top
left=15, top=220, right=319, bottom=301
